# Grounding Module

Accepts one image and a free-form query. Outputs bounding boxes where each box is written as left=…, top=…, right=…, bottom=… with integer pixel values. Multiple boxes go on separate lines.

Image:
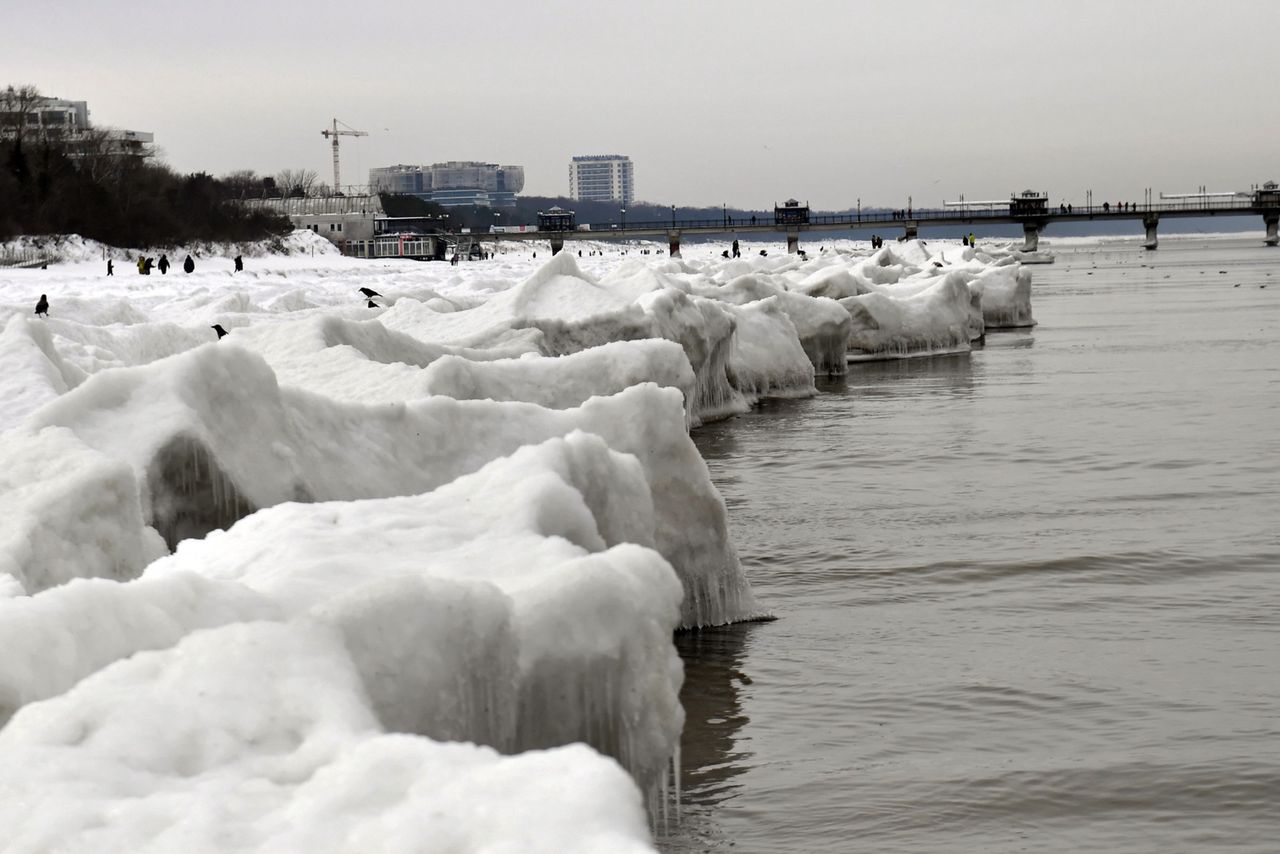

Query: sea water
left=663, top=235, right=1279, bottom=853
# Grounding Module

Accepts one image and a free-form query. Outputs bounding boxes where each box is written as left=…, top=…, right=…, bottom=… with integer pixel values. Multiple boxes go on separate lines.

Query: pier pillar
left=667, top=230, right=681, bottom=258
left=1143, top=214, right=1159, bottom=251
left=904, top=222, right=918, bottom=241
left=1265, top=213, right=1279, bottom=246
left=1020, top=222, right=1041, bottom=252
left=550, top=237, right=564, bottom=255
left=786, top=227, right=800, bottom=254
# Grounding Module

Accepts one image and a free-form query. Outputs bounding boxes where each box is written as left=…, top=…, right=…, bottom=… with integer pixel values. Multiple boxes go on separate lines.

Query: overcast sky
left=10, top=0, right=1278, bottom=209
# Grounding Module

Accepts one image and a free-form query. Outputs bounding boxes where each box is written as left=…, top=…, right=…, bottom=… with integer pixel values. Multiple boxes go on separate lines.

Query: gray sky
left=9, top=0, right=1278, bottom=209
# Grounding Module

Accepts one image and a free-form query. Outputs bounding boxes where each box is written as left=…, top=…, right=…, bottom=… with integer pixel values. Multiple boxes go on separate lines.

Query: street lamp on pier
left=621, top=207, right=626, bottom=230
left=671, top=205, right=676, bottom=227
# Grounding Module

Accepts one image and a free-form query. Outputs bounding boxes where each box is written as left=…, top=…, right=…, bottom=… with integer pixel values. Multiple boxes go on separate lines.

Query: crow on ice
left=358, top=287, right=381, bottom=298
left=211, top=324, right=228, bottom=339
left=34, top=294, right=48, bottom=317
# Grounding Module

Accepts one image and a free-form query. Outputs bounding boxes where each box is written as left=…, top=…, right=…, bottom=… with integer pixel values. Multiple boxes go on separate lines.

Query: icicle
left=672, top=742, right=682, bottom=821
left=659, top=754, right=669, bottom=835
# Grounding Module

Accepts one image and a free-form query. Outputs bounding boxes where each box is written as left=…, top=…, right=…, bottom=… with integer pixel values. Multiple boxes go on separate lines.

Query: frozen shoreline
left=1, top=229, right=1038, bottom=850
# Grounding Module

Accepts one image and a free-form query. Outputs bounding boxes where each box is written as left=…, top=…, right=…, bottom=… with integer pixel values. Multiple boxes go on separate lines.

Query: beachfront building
left=569, top=155, right=634, bottom=206
left=368, top=161, right=525, bottom=207
left=0, top=92, right=153, bottom=156
left=240, top=195, right=386, bottom=241
left=239, top=193, right=445, bottom=259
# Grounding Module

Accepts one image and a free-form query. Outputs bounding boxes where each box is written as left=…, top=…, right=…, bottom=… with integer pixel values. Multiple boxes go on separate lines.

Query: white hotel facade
left=568, top=155, right=634, bottom=206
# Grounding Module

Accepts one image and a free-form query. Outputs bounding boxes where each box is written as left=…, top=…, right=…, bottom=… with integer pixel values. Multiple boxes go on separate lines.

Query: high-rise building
left=368, top=161, right=524, bottom=207
left=569, top=155, right=634, bottom=205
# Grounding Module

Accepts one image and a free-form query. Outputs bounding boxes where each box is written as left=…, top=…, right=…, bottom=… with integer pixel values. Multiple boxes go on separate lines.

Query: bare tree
left=220, top=169, right=265, bottom=199
left=276, top=168, right=320, bottom=197
left=73, top=127, right=130, bottom=184
left=0, top=84, right=45, bottom=137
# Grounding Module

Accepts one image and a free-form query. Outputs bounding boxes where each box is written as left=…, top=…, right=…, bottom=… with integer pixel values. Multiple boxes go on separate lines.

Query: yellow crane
left=320, top=118, right=368, bottom=192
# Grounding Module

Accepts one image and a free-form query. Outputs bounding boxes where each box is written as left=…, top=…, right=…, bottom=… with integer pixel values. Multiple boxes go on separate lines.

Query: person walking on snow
left=183, top=254, right=195, bottom=273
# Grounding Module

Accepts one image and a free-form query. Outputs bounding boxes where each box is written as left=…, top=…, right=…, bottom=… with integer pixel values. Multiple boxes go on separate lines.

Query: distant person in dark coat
left=107, top=259, right=114, bottom=276
left=35, top=294, right=48, bottom=317
left=143, top=257, right=154, bottom=275
left=183, top=254, right=195, bottom=273
left=234, top=255, right=243, bottom=272
left=158, top=254, right=169, bottom=274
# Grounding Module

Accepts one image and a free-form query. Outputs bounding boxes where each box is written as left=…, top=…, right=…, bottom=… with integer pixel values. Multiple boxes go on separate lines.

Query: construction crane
left=320, top=118, right=368, bottom=192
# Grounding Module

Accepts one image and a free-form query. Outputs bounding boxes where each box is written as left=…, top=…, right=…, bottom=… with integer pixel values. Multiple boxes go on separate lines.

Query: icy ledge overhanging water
left=0, top=231, right=1035, bottom=850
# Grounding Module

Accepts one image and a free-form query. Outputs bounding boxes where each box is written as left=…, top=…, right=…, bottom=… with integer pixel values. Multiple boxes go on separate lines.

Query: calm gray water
left=664, top=236, right=1280, bottom=853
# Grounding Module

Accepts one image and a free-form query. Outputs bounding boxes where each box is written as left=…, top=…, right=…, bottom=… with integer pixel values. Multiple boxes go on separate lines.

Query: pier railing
left=578, top=200, right=1262, bottom=233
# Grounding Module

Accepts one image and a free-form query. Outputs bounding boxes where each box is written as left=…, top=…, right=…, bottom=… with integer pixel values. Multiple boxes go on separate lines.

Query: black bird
left=358, top=287, right=381, bottom=299
left=366, top=299, right=378, bottom=308
left=211, top=324, right=228, bottom=339
left=34, top=294, right=48, bottom=317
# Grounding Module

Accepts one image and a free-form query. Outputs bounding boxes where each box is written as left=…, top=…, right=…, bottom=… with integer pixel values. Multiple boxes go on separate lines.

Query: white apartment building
left=569, top=155, right=634, bottom=205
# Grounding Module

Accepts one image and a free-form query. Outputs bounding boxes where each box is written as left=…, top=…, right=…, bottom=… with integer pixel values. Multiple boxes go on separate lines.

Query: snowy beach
left=0, top=231, right=1035, bottom=851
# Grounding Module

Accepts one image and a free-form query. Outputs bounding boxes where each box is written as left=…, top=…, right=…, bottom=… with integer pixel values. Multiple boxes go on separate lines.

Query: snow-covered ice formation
left=842, top=273, right=982, bottom=359
left=0, top=435, right=678, bottom=850
left=0, top=229, right=1036, bottom=850
left=0, top=622, right=658, bottom=853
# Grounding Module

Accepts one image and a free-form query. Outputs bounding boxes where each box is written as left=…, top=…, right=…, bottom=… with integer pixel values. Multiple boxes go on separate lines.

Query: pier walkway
left=466, top=184, right=1280, bottom=256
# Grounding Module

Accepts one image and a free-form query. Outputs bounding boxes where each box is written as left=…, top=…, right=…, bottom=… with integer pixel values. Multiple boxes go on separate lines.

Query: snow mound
left=842, top=273, right=981, bottom=360
left=0, top=620, right=656, bottom=853
left=0, top=316, right=85, bottom=433
left=16, top=343, right=758, bottom=627
left=421, top=339, right=697, bottom=417
left=0, top=427, right=166, bottom=594
left=969, top=265, right=1037, bottom=328
left=693, top=274, right=852, bottom=376
left=721, top=297, right=817, bottom=403
left=0, top=434, right=680, bottom=850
